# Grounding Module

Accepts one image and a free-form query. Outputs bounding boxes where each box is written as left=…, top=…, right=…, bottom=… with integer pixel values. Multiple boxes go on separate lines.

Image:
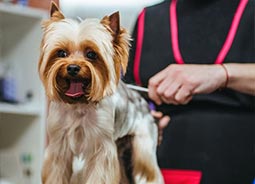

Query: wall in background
left=28, top=0, right=59, bottom=10
left=60, top=0, right=163, bottom=32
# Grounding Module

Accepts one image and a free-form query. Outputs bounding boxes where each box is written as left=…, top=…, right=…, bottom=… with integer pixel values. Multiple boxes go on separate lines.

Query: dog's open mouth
left=65, top=79, right=89, bottom=98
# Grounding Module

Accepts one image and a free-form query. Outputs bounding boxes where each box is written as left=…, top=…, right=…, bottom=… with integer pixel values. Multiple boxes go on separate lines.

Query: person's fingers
left=151, top=110, right=170, bottom=145
left=158, top=115, right=170, bottom=130
left=148, top=77, right=164, bottom=105
left=174, top=85, right=192, bottom=104
left=159, top=80, right=181, bottom=104
left=151, top=111, right=170, bottom=127
left=158, top=130, right=163, bottom=145
left=148, top=67, right=173, bottom=105
left=156, top=77, right=174, bottom=95
left=151, top=110, right=163, bottom=118
left=181, top=95, right=193, bottom=105
left=163, top=80, right=181, bottom=98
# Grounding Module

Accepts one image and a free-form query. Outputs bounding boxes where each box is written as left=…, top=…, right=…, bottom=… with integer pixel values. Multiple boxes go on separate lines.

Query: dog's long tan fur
left=39, top=2, right=164, bottom=184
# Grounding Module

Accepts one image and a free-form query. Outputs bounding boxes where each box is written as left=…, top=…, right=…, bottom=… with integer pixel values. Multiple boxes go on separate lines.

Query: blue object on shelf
left=0, top=79, right=3, bottom=101
left=2, top=77, right=17, bottom=103
left=17, top=0, right=28, bottom=6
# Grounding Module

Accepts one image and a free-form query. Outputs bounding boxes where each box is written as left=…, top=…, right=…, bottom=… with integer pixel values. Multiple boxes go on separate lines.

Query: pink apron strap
left=170, top=0, right=184, bottom=64
left=215, top=0, right=249, bottom=64
left=170, top=0, right=248, bottom=64
left=133, top=9, right=145, bottom=86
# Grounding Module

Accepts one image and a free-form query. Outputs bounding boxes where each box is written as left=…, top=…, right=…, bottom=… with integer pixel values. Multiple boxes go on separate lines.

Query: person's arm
left=224, top=63, right=255, bottom=95
left=148, top=63, right=255, bottom=105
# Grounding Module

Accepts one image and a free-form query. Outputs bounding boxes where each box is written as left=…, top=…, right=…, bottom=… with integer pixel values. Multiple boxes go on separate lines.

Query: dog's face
left=38, top=3, right=130, bottom=104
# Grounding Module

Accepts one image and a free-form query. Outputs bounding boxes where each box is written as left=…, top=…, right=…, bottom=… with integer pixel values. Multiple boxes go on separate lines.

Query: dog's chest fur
left=48, top=100, right=113, bottom=156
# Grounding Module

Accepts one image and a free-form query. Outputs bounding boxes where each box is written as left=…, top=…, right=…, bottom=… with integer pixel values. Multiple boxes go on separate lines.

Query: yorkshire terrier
left=38, top=2, right=163, bottom=184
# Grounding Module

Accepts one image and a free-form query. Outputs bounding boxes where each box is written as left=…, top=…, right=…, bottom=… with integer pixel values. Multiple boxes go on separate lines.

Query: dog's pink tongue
left=65, top=81, right=84, bottom=97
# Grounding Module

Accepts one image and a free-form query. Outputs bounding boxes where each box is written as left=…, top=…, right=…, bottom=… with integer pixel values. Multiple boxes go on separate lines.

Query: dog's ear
left=101, top=11, right=120, bottom=37
left=108, top=12, right=120, bottom=36
left=50, top=1, right=65, bottom=21
left=101, top=12, right=130, bottom=78
left=41, top=2, right=65, bottom=30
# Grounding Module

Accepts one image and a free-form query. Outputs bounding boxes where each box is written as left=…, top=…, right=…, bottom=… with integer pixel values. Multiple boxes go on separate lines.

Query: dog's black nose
left=67, top=64, right=81, bottom=76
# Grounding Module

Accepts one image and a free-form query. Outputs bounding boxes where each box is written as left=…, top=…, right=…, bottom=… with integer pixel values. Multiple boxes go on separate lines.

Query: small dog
left=39, top=2, right=163, bottom=184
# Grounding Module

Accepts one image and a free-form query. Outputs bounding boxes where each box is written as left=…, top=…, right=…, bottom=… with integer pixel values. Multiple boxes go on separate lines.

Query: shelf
left=0, top=2, right=47, bottom=19
left=0, top=2, right=46, bottom=183
left=0, top=102, right=41, bottom=116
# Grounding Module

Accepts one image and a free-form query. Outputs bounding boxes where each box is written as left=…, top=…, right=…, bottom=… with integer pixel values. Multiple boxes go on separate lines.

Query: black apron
left=124, top=0, right=255, bottom=183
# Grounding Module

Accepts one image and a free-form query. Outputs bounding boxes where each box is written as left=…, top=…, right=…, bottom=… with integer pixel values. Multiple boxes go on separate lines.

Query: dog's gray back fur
left=111, top=81, right=157, bottom=142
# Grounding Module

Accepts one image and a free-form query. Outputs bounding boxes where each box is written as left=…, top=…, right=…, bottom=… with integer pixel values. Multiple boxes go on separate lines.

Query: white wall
left=60, top=0, right=163, bottom=33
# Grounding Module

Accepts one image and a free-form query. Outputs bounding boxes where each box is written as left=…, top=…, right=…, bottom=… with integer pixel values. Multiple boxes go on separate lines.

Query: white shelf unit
left=0, top=3, right=47, bottom=184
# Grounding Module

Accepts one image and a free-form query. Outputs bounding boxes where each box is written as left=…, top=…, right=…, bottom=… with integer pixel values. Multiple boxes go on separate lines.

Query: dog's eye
left=57, top=50, right=68, bottom=58
left=86, top=51, right=97, bottom=60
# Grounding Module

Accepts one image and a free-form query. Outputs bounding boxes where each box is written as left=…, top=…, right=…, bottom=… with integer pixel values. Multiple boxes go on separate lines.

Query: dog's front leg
left=132, top=122, right=164, bottom=184
left=82, top=139, right=120, bottom=184
left=42, top=141, right=73, bottom=184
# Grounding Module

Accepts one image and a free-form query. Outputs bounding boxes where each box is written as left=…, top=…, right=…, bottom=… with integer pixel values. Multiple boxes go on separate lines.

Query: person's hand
left=148, top=64, right=227, bottom=105
left=151, top=110, right=170, bottom=145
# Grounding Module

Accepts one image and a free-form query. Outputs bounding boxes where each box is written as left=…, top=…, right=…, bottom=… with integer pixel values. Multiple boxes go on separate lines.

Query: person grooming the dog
left=124, top=0, right=255, bottom=183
